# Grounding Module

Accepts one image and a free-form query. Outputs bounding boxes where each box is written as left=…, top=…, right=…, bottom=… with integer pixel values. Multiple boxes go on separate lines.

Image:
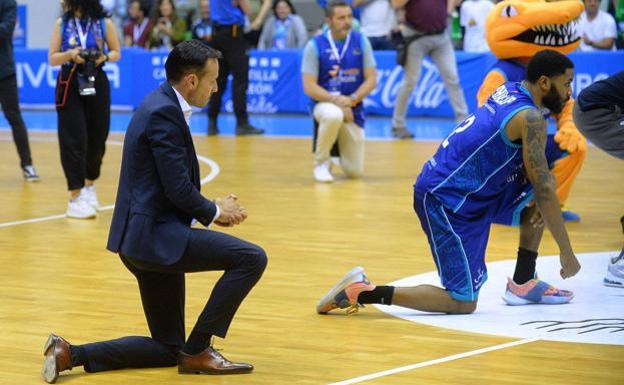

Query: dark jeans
left=368, top=35, right=396, bottom=50
left=56, top=67, right=110, bottom=190
left=0, top=74, right=32, bottom=168
left=80, top=228, right=267, bottom=373
left=208, top=25, right=249, bottom=125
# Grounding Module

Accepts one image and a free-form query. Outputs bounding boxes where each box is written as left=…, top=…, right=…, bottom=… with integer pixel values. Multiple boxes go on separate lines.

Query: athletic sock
left=513, top=247, right=538, bottom=284
left=69, top=345, right=85, bottom=367
left=183, top=330, right=212, bottom=355
left=357, top=286, right=395, bottom=305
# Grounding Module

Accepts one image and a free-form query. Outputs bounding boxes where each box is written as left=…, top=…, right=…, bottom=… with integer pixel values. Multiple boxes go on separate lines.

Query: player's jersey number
left=442, top=115, right=476, bottom=148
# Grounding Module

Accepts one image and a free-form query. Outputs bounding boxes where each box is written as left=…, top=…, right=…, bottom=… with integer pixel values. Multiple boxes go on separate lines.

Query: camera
left=77, top=48, right=100, bottom=96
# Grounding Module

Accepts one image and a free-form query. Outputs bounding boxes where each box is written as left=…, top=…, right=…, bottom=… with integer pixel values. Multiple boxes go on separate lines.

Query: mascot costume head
left=486, top=0, right=583, bottom=60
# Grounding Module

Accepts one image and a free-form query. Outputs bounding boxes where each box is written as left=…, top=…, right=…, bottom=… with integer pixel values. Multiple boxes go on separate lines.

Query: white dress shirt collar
left=172, top=86, right=193, bottom=126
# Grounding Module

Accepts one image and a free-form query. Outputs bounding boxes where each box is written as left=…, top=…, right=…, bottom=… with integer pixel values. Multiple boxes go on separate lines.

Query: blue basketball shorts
left=413, top=190, right=489, bottom=302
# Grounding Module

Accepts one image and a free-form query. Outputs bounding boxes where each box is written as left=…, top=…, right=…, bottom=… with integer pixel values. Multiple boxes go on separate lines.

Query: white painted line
left=0, top=213, right=69, bottom=228
left=0, top=138, right=220, bottom=228
left=327, top=338, right=539, bottom=385
left=197, top=155, right=220, bottom=185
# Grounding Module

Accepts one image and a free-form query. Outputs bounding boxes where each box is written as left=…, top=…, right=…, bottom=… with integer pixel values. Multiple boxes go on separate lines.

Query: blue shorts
left=413, top=135, right=567, bottom=302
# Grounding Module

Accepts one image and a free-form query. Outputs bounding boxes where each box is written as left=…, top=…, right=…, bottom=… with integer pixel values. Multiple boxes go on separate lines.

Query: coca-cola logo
left=365, top=60, right=448, bottom=110
left=225, top=96, right=278, bottom=114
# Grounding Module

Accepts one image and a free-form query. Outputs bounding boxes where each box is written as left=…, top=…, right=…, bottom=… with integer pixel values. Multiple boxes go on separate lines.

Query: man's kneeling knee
left=449, top=300, right=477, bottom=314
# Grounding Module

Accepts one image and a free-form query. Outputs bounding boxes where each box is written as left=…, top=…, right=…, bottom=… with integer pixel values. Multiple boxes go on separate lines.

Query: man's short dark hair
left=526, top=50, right=574, bottom=83
left=325, top=0, right=350, bottom=17
left=165, top=40, right=222, bottom=83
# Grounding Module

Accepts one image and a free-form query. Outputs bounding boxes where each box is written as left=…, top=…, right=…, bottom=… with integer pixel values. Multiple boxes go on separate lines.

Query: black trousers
left=0, top=74, right=32, bottom=168
left=208, top=25, right=249, bottom=125
left=56, top=67, right=110, bottom=191
left=79, top=228, right=267, bottom=373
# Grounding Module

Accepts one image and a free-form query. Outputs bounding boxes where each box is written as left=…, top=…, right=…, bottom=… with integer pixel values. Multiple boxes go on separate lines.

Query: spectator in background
left=192, top=0, right=212, bottom=42
left=258, top=0, right=308, bottom=49
left=0, top=0, right=39, bottom=181
left=579, top=0, right=617, bottom=51
left=608, top=0, right=624, bottom=49
left=352, top=0, right=397, bottom=50
left=459, top=0, right=493, bottom=53
left=302, top=0, right=376, bottom=183
left=176, top=0, right=200, bottom=29
left=147, top=0, right=187, bottom=50
left=390, top=0, right=468, bottom=139
left=100, top=0, right=126, bottom=36
left=48, top=0, right=121, bottom=218
left=245, top=0, right=272, bottom=47
left=123, top=0, right=154, bottom=47
left=207, top=0, right=264, bottom=136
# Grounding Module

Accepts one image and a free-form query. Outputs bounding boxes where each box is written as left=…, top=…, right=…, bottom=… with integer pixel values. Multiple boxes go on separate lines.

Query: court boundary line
left=0, top=138, right=220, bottom=229
left=327, top=337, right=539, bottom=385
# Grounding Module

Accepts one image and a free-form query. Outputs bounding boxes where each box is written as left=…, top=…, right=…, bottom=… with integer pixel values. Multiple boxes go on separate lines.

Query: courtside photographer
left=48, top=0, right=120, bottom=219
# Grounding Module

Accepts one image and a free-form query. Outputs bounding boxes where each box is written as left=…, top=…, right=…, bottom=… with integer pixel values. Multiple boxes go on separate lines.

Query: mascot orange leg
left=552, top=98, right=586, bottom=219
left=553, top=146, right=585, bottom=205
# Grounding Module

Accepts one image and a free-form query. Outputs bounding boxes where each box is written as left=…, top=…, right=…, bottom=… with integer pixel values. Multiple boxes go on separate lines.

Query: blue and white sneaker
left=503, top=277, right=574, bottom=305
left=604, top=249, right=624, bottom=288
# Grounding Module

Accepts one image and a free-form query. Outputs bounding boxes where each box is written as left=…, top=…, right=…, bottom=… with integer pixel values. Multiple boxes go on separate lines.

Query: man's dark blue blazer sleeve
left=146, top=104, right=217, bottom=225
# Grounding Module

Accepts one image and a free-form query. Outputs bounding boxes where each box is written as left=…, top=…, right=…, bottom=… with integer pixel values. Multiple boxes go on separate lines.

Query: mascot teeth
left=485, top=0, right=583, bottom=56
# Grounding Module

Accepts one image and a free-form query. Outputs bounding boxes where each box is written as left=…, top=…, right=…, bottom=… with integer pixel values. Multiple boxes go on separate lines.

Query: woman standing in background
left=48, top=0, right=120, bottom=219
left=258, top=0, right=308, bottom=49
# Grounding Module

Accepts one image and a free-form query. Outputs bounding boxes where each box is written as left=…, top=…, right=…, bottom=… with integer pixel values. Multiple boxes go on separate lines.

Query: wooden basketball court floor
left=0, top=131, right=622, bottom=385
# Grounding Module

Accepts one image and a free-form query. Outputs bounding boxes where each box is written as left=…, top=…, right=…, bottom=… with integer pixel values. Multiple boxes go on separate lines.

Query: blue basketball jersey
left=415, top=82, right=538, bottom=213
left=313, top=31, right=366, bottom=127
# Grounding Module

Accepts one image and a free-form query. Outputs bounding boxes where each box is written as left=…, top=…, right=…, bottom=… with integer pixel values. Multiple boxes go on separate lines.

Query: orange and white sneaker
left=503, top=277, right=574, bottom=305
left=316, top=267, right=376, bottom=315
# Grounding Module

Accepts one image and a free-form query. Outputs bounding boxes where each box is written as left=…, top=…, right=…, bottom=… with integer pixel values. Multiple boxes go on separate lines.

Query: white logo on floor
left=374, top=251, right=624, bottom=346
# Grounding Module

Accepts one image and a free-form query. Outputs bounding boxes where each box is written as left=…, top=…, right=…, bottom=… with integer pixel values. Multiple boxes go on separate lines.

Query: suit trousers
left=313, top=102, right=365, bottom=178
left=79, top=228, right=267, bottom=373
left=208, top=25, right=249, bottom=125
left=56, top=67, right=111, bottom=191
left=0, top=74, right=32, bottom=168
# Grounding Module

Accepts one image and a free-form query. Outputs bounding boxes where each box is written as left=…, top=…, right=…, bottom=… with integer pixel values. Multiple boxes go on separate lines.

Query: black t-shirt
left=577, top=71, right=624, bottom=112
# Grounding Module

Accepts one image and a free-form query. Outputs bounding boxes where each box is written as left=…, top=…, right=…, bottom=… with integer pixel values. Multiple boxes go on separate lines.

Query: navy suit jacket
left=107, top=82, right=217, bottom=265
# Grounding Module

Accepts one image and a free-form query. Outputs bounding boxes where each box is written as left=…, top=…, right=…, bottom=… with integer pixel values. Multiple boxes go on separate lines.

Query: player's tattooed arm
left=522, top=109, right=554, bottom=192
left=520, top=108, right=580, bottom=278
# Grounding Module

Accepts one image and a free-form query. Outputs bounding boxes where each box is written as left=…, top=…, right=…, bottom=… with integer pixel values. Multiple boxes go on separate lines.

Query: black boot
left=235, top=122, right=264, bottom=136
left=207, top=118, right=219, bottom=136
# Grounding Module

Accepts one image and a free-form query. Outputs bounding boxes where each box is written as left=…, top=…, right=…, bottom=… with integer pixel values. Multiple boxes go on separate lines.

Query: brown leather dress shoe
left=42, top=334, right=73, bottom=383
left=178, top=346, right=253, bottom=375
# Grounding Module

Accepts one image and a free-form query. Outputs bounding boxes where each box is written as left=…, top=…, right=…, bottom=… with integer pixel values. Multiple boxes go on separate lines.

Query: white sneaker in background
left=66, top=196, right=97, bottom=219
left=81, top=185, right=100, bottom=211
left=314, top=160, right=334, bottom=183
left=22, top=165, right=40, bottom=182
left=604, top=249, right=624, bottom=288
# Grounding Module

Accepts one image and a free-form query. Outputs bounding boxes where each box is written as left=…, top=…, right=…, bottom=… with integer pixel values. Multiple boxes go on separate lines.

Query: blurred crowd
left=98, top=0, right=624, bottom=52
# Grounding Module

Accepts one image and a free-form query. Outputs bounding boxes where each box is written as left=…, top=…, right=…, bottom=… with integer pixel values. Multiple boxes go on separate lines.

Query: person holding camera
left=48, top=0, right=120, bottom=219
left=147, top=0, right=187, bottom=51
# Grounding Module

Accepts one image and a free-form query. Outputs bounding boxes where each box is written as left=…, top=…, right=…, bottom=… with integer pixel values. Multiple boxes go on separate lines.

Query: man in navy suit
left=42, top=40, right=267, bottom=383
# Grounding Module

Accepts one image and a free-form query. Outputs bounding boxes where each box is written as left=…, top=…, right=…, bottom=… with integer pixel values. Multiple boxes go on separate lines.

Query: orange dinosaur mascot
left=478, top=0, right=586, bottom=221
